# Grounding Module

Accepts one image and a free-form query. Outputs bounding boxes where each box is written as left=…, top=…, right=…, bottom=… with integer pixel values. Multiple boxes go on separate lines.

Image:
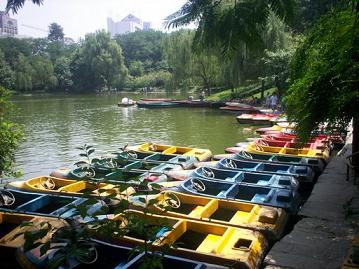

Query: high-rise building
left=0, top=11, right=18, bottom=37
left=107, top=14, right=152, bottom=37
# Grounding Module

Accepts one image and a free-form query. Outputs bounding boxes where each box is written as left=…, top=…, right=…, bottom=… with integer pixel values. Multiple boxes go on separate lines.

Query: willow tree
left=165, top=0, right=294, bottom=87
left=285, top=3, right=359, bottom=164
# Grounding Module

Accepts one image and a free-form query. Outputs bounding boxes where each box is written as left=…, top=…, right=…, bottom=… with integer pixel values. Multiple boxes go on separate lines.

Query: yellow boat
left=8, top=176, right=182, bottom=197
left=0, top=212, right=65, bottom=248
left=247, top=143, right=330, bottom=162
left=127, top=143, right=212, bottom=161
left=130, top=191, right=287, bottom=240
left=109, top=210, right=268, bottom=269
left=8, top=176, right=135, bottom=197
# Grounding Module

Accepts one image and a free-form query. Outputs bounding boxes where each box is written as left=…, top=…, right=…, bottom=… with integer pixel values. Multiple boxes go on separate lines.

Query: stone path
left=264, top=136, right=359, bottom=269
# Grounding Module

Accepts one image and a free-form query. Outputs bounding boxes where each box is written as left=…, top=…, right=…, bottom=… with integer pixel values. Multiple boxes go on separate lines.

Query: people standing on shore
left=269, top=92, right=279, bottom=112
left=199, top=90, right=205, bottom=102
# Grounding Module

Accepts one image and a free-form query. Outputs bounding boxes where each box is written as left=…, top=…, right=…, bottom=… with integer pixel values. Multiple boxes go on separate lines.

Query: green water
left=12, top=93, right=258, bottom=179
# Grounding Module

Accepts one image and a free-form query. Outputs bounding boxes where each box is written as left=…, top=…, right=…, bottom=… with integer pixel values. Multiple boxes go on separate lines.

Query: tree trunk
left=352, top=116, right=359, bottom=169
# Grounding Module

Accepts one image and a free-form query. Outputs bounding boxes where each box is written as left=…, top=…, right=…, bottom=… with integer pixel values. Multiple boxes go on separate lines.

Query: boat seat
left=229, top=211, right=249, bottom=224
left=276, top=190, right=292, bottom=202
left=163, top=146, right=177, bottom=154
left=58, top=181, right=87, bottom=192
left=196, top=234, right=221, bottom=253
left=252, top=194, right=267, bottom=203
left=188, top=205, right=206, bottom=218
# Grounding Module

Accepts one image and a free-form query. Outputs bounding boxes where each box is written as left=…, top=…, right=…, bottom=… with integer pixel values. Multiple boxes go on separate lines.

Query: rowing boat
left=18, top=238, right=206, bottom=269
left=109, top=210, right=268, bottom=269
left=114, top=151, right=198, bottom=170
left=0, top=189, right=102, bottom=218
left=216, top=158, right=315, bottom=184
left=0, top=212, right=65, bottom=249
left=129, top=191, right=288, bottom=239
left=256, top=138, right=329, bottom=151
left=127, top=143, right=212, bottom=161
left=168, top=166, right=300, bottom=190
left=137, top=100, right=179, bottom=108
left=246, top=143, right=330, bottom=162
left=8, top=176, right=136, bottom=196
left=236, top=113, right=279, bottom=125
left=8, top=176, right=180, bottom=198
left=213, top=150, right=325, bottom=174
left=180, top=177, right=302, bottom=212
left=50, top=156, right=183, bottom=183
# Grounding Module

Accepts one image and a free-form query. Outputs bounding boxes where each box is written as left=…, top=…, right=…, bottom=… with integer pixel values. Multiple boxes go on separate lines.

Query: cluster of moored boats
left=118, top=98, right=271, bottom=113
left=0, top=124, right=344, bottom=269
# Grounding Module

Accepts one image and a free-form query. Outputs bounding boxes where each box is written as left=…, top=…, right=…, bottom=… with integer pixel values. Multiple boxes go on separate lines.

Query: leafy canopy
left=285, top=5, right=359, bottom=140
left=48, top=23, right=65, bottom=42
left=165, top=0, right=294, bottom=54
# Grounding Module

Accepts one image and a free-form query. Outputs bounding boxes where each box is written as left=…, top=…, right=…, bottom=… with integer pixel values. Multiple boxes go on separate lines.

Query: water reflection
left=12, top=94, right=257, bottom=179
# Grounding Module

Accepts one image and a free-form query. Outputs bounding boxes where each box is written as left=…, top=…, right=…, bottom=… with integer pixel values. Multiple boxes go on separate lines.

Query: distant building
left=0, top=11, right=18, bottom=37
left=107, top=14, right=152, bottom=36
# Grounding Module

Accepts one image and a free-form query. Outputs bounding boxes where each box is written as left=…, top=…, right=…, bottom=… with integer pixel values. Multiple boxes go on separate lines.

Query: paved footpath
left=264, top=133, right=359, bottom=269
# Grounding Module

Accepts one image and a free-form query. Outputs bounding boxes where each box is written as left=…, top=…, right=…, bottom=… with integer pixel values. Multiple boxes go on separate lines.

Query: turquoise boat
left=114, top=151, right=198, bottom=169
left=51, top=157, right=181, bottom=183
left=180, top=177, right=302, bottom=212
left=216, top=158, right=315, bottom=184
left=0, top=189, right=101, bottom=218
left=192, top=167, right=299, bottom=190
left=228, top=150, right=325, bottom=174
left=19, top=239, right=206, bottom=269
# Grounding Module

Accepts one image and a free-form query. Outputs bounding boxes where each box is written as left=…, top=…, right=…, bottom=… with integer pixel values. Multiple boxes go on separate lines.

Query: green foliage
left=53, top=56, right=73, bottom=91
left=285, top=5, right=359, bottom=141
left=0, top=86, right=23, bottom=177
left=116, top=30, right=166, bottom=73
left=30, top=55, right=58, bottom=91
left=129, top=60, right=145, bottom=77
left=13, top=53, right=33, bottom=92
left=292, top=0, right=341, bottom=32
left=127, top=71, right=171, bottom=89
left=71, top=31, right=128, bottom=92
left=0, top=49, right=14, bottom=89
left=165, top=0, right=294, bottom=54
left=48, top=23, right=64, bottom=42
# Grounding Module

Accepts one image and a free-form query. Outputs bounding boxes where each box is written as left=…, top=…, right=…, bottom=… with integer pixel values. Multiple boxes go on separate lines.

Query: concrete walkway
left=264, top=137, right=359, bottom=269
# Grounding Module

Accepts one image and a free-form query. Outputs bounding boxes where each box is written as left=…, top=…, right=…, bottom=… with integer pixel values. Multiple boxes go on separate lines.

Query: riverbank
left=264, top=130, right=358, bottom=268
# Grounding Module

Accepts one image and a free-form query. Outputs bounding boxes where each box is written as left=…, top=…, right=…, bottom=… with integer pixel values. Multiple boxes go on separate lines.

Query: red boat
left=256, top=138, right=329, bottom=150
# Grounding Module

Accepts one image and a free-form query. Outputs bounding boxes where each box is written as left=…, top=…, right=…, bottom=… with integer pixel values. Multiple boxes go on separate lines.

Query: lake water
left=12, top=94, right=258, bottom=179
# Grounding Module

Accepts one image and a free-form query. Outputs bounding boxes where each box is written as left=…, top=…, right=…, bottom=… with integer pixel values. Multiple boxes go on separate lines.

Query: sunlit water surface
left=12, top=94, right=258, bottom=179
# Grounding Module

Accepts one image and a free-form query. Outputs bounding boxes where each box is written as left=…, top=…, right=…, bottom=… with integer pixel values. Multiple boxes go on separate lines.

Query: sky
left=0, top=0, right=188, bottom=40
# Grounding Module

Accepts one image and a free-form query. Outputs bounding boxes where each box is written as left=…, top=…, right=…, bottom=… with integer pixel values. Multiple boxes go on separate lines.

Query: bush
left=0, top=86, right=23, bottom=177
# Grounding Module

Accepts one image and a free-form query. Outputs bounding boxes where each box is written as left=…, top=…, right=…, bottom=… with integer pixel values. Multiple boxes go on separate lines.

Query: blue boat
left=216, top=158, right=315, bottom=184
left=0, top=189, right=102, bottom=218
left=232, top=150, right=325, bottom=174
left=192, top=166, right=299, bottom=190
left=180, top=177, right=302, bottom=212
left=19, top=239, right=206, bottom=269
